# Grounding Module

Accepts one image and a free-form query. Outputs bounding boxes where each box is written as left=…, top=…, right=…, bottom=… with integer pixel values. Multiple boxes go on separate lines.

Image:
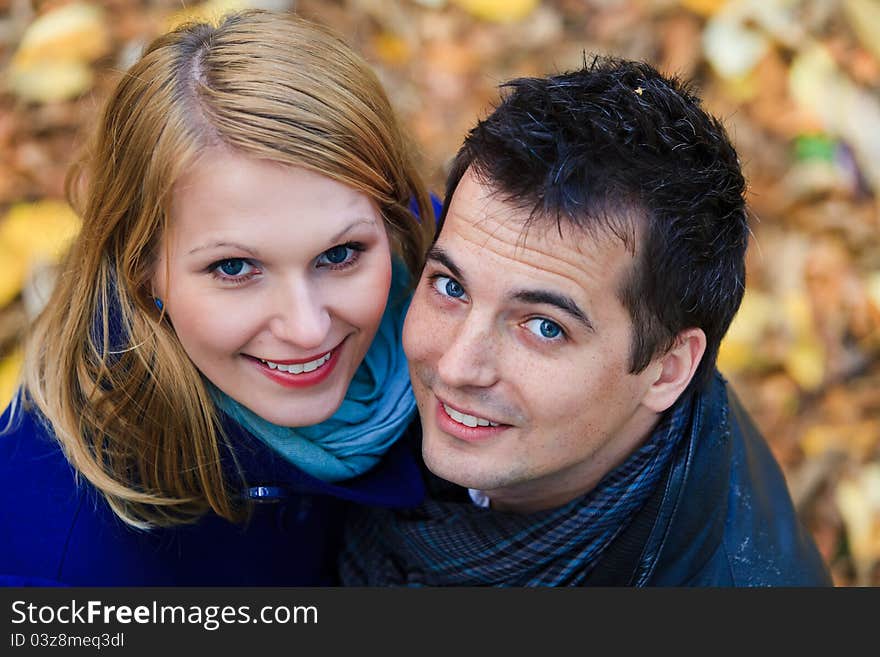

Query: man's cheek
left=407, top=319, right=444, bottom=365
left=402, top=302, right=424, bottom=360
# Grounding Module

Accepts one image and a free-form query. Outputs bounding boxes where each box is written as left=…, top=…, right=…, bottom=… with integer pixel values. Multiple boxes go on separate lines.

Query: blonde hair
left=20, top=10, right=435, bottom=528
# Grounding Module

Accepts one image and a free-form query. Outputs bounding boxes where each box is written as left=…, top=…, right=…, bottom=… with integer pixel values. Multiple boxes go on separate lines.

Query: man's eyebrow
left=510, top=289, right=595, bottom=332
left=426, top=246, right=466, bottom=284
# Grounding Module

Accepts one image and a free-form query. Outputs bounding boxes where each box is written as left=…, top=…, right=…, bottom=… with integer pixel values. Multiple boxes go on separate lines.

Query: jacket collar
left=582, top=372, right=732, bottom=585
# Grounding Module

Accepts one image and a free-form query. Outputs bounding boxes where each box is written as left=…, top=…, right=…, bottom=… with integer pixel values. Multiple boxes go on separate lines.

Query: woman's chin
left=251, top=396, right=345, bottom=427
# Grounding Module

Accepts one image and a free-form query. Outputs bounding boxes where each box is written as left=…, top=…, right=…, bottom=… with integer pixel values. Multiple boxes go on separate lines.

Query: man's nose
left=435, top=312, right=498, bottom=389
left=267, top=280, right=331, bottom=350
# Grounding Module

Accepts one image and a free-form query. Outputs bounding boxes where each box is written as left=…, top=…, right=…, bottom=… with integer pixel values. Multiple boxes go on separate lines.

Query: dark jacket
left=342, top=372, right=832, bottom=586
left=582, top=373, right=831, bottom=586
left=0, top=400, right=424, bottom=586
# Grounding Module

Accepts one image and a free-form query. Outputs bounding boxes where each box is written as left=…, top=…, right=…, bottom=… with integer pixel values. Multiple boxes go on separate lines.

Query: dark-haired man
left=341, top=58, right=832, bottom=586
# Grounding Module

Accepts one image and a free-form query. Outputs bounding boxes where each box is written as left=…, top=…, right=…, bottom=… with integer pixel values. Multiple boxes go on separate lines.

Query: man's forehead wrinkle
left=461, top=208, right=607, bottom=265
left=459, top=211, right=546, bottom=265
left=471, top=209, right=516, bottom=255
left=454, top=209, right=612, bottom=295
left=465, top=210, right=531, bottom=255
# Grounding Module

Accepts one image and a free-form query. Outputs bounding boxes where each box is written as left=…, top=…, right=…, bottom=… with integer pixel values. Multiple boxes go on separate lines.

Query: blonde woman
left=0, top=10, right=436, bottom=585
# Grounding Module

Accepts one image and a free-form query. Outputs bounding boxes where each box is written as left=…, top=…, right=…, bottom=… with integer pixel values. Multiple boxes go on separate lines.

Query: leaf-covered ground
left=1, top=0, right=878, bottom=586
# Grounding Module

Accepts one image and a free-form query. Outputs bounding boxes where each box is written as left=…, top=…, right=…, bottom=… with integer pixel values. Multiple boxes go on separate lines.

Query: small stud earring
left=154, top=298, right=164, bottom=311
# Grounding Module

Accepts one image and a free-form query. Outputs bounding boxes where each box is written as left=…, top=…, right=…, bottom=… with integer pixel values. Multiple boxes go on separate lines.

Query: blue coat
left=0, top=401, right=424, bottom=586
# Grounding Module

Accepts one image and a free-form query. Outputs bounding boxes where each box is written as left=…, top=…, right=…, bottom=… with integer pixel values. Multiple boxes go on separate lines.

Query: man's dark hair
left=441, top=56, right=748, bottom=391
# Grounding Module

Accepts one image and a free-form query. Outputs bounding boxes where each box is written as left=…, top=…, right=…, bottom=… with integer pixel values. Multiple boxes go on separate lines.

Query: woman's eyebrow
left=328, top=217, right=379, bottom=244
left=508, top=288, right=595, bottom=332
left=188, top=241, right=260, bottom=257
left=185, top=217, right=378, bottom=257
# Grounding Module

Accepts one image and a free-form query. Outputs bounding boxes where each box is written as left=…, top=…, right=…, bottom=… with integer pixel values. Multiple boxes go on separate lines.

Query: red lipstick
left=248, top=344, right=341, bottom=389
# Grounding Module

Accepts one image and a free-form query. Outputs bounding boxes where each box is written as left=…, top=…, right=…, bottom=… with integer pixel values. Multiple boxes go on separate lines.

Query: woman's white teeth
left=443, top=403, right=499, bottom=428
left=262, top=352, right=331, bottom=374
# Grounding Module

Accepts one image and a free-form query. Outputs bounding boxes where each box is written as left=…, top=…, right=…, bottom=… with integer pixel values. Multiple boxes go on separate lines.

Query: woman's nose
left=267, top=282, right=332, bottom=350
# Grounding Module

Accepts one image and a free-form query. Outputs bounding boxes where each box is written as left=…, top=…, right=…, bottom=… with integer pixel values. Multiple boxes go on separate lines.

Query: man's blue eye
left=524, top=318, right=563, bottom=340
left=218, top=259, right=246, bottom=276
left=540, top=320, right=561, bottom=338
left=432, top=276, right=465, bottom=299
left=445, top=279, right=464, bottom=298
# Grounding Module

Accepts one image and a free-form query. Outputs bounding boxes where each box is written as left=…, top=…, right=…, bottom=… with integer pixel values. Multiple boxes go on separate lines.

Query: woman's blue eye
left=323, top=245, right=350, bottom=264
left=524, top=318, right=564, bottom=341
left=432, top=276, right=466, bottom=299
left=215, top=259, right=251, bottom=277
left=317, top=244, right=360, bottom=268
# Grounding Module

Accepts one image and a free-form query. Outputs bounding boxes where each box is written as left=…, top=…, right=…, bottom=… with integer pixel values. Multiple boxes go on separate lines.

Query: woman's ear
left=150, top=240, right=168, bottom=309
left=641, top=328, right=707, bottom=414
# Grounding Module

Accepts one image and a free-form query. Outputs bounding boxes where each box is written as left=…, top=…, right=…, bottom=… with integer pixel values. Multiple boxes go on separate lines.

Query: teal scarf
left=213, top=259, right=416, bottom=482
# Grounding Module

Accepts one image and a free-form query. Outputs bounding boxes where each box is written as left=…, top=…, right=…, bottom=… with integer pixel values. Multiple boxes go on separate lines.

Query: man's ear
left=641, top=328, right=707, bottom=414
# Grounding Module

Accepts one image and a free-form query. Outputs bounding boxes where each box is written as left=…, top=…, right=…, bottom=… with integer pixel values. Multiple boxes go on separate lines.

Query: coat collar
left=581, top=372, right=732, bottom=585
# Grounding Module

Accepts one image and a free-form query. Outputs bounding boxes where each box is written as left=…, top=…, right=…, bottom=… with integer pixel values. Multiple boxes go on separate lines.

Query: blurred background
left=0, top=0, right=878, bottom=585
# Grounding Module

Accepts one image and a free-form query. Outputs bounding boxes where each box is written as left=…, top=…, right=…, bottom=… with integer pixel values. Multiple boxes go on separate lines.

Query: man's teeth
left=443, top=403, right=499, bottom=428
left=261, top=352, right=331, bottom=374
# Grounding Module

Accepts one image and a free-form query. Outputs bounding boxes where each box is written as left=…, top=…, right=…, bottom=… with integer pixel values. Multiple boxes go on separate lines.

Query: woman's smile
left=245, top=340, right=345, bottom=388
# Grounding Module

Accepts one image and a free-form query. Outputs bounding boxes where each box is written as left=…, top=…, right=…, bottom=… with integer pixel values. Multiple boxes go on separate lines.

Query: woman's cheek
left=343, top=261, right=393, bottom=331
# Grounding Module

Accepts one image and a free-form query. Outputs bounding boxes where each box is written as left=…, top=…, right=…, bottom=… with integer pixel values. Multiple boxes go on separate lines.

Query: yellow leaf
left=7, top=3, right=104, bottom=102
left=165, top=0, right=291, bottom=30
left=776, top=291, right=825, bottom=390
left=801, top=421, right=880, bottom=460
left=451, top=0, right=539, bottom=23
left=373, top=33, right=411, bottom=66
left=868, top=271, right=880, bottom=309
left=167, top=0, right=242, bottom=29
left=717, top=289, right=774, bottom=374
left=0, top=244, right=29, bottom=308
left=679, top=0, right=729, bottom=17
left=801, top=425, right=839, bottom=459
left=6, top=60, right=94, bottom=103
left=718, top=72, right=760, bottom=103
left=0, top=201, right=80, bottom=307
left=0, top=349, right=23, bottom=412
left=1, top=200, right=81, bottom=263
left=726, top=289, right=776, bottom=342
left=843, top=0, right=880, bottom=63
left=716, top=339, right=752, bottom=375
left=11, top=2, right=110, bottom=68
left=782, top=291, right=815, bottom=338
left=836, top=464, right=880, bottom=585
left=783, top=340, right=825, bottom=391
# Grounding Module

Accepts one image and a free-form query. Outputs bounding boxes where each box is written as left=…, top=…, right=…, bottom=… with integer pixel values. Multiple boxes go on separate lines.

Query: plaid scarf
left=340, top=393, right=693, bottom=586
